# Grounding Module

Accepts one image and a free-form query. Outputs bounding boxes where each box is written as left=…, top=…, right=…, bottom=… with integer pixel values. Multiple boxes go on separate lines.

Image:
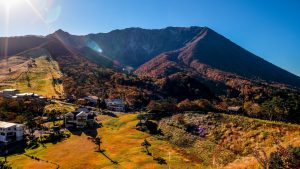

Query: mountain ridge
left=1, top=26, right=300, bottom=90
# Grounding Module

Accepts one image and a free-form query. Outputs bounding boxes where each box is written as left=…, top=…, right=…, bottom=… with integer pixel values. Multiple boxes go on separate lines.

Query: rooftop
left=16, top=93, right=39, bottom=97
left=0, top=121, right=18, bottom=128
left=2, top=89, right=18, bottom=92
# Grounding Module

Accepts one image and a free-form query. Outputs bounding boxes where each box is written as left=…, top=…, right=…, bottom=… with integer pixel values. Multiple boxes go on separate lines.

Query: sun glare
left=0, top=0, right=23, bottom=7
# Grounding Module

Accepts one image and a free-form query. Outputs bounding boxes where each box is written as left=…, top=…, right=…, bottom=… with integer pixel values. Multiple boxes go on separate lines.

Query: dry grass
left=4, top=113, right=202, bottom=169
left=158, top=113, right=300, bottom=169
left=0, top=55, right=63, bottom=98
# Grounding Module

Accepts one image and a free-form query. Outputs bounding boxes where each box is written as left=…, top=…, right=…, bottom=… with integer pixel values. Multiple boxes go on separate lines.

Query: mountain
left=86, top=27, right=203, bottom=67
left=51, top=27, right=300, bottom=92
left=1, top=26, right=300, bottom=91
left=135, top=27, right=300, bottom=89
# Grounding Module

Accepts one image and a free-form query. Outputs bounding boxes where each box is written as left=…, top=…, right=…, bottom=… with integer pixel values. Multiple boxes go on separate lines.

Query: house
left=64, top=107, right=96, bottom=128
left=0, top=89, right=19, bottom=98
left=83, top=96, right=99, bottom=106
left=105, top=99, right=125, bottom=112
left=0, top=121, right=24, bottom=142
left=65, top=111, right=88, bottom=128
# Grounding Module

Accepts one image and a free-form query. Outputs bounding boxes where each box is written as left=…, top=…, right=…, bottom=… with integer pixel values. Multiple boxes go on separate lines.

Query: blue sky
left=0, top=0, right=299, bottom=76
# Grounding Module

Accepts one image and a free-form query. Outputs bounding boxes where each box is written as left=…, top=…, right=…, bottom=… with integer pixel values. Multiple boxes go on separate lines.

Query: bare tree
left=94, top=136, right=102, bottom=152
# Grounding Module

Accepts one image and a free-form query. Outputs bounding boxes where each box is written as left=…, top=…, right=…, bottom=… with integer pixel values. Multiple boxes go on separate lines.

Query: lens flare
left=85, top=38, right=103, bottom=53
left=45, top=5, right=61, bottom=24
left=0, top=0, right=23, bottom=7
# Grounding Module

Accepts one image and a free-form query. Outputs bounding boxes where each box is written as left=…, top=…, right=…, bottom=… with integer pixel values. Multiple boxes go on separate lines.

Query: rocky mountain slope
left=135, top=27, right=300, bottom=89
left=1, top=26, right=300, bottom=99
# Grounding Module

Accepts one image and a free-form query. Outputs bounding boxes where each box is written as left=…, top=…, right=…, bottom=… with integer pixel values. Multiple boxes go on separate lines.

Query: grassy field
left=3, top=114, right=202, bottom=169
left=0, top=55, right=64, bottom=98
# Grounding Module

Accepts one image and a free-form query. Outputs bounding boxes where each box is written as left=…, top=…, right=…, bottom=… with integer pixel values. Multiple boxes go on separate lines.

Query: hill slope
left=0, top=48, right=63, bottom=97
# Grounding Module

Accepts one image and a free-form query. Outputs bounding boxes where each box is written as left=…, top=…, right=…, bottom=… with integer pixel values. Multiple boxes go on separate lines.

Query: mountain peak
left=51, top=29, right=71, bottom=38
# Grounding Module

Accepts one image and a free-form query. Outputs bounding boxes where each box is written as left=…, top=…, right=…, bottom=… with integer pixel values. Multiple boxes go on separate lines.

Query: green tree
left=26, top=118, right=37, bottom=136
left=261, top=97, right=287, bottom=121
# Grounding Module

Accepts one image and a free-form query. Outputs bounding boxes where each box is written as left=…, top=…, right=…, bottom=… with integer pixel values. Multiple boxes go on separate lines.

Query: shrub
left=177, top=99, right=213, bottom=112
left=254, top=145, right=300, bottom=169
left=0, top=160, right=12, bottom=169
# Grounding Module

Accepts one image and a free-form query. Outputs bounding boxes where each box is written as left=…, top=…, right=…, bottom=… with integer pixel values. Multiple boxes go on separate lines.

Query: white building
left=0, top=121, right=24, bottom=142
left=105, top=99, right=125, bottom=112
left=0, top=89, right=19, bottom=98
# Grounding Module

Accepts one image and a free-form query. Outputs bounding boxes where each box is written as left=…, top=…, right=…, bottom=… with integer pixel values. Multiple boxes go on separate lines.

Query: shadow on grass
left=0, top=141, right=26, bottom=156
left=68, top=130, right=83, bottom=136
left=24, top=153, right=60, bottom=169
left=141, top=149, right=167, bottom=165
left=96, top=150, right=118, bottom=164
left=68, top=125, right=100, bottom=138
left=83, top=129, right=98, bottom=138
left=102, top=111, right=118, bottom=118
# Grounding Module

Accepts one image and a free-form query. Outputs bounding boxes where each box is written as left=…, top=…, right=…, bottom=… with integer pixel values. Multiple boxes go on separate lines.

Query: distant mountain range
left=1, top=26, right=300, bottom=91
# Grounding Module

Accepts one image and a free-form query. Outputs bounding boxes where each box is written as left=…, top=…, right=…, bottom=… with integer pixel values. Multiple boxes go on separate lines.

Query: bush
left=39, top=131, right=71, bottom=144
left=178, top=99, right=213, bottom=112
left=269, top=152, right=284, bottom=169
left=0, top=160, right=12, bottom=169
left=254, top=145, right=300, bottom=169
